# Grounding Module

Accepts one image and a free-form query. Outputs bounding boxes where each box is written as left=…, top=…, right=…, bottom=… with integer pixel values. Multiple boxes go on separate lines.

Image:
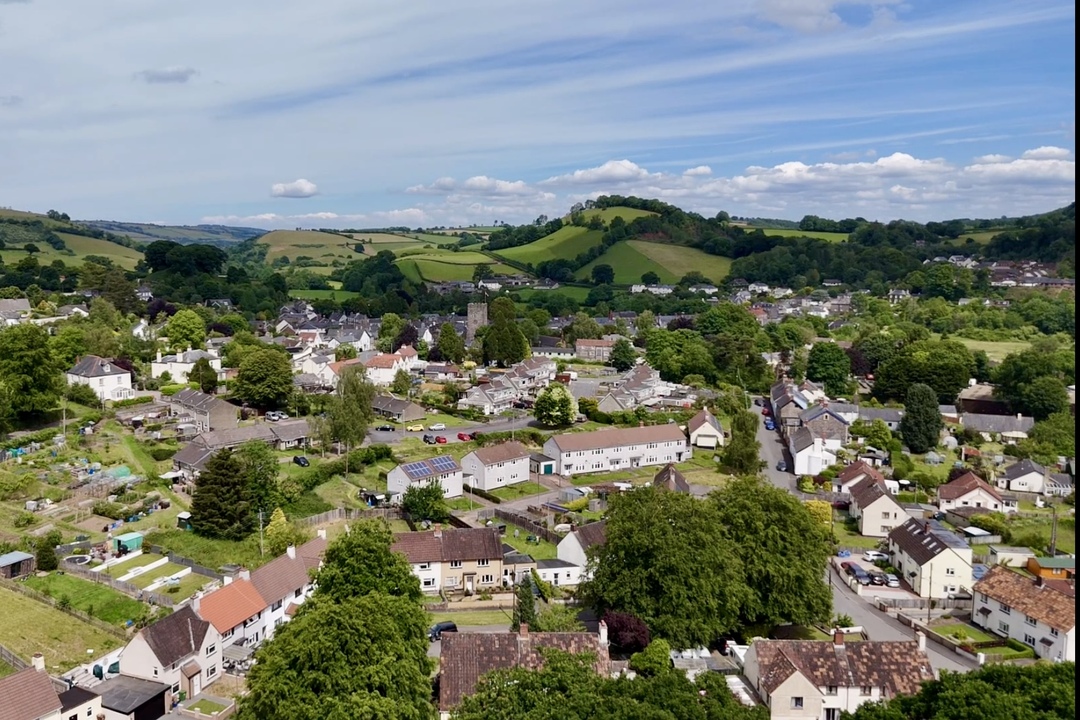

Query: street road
left=755, top=404, right=795, bottom=492
left=366, top=414, right=542, bottom=446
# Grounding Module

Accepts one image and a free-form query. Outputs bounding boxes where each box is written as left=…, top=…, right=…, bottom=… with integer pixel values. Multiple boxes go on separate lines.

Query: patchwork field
left=395, top=251, right=516, bottom=282
left=575, top=240, right=732, bottom=284
left=0, top=585, right=124, bottom=672
left=495, top=226, right=604, bottom=265
left=757, top=228, right=850, bottom=242
left=258, top=229, right=359, bottom=262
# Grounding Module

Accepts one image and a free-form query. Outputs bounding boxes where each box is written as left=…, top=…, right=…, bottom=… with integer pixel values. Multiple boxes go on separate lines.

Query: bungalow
left=687, top=407, right=724, bottom=449
left=887, top=519, right=973, bottom=599
left=742, top=633, right=934, bottom=720
left=424, top=364, right=463, bottom=382
left=1025, top=556, right=1075, bottom=581
left=959, top=413, right=1035, bottom=443
left=119, top=605, right=222, bottom=700
left=387, top=456, right=464, bottom=499
left=392, top=526, right=503, bottom=594
left=542, top=424, right=691, bottom=478
left=557, top=520, right=606, bottom=570
left=831, top=461, right=887, bottom=495
left=849, top=477, right=907, bottom=538
left=66, top=355, right=135, bottom=403
left=0, top=297, right=31, bottom=325
left=371, top=394, right=426, bottom=423
left=789, top=427, right=836, bottom=477
left=438, top=624, right=610, bottom=713
left=937, top=472, right=1017, bottom=514
left=972, top=566, right=1074, bottom=662
left=999, top=459, right=1048, bottom=495
left=460, top=441, right=531, bottom=492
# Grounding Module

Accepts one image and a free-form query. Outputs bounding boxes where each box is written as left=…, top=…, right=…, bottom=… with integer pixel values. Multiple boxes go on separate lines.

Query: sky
left=0, top=0, right=1074, bottom=229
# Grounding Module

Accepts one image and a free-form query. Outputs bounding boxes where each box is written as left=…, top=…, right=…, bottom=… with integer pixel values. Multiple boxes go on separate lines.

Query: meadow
left=494, top=226, right=604, bottom=265
left=575, top=240, right=732, bottom=285
left=23, top=573, right=145, bottom=626
left=258, top=229, right=358, bottom=262
left=582, top=207, right=657, bottom=223
left=289, top=288, right=361, bottom=301
left=757, top=228, right=850, bottom=242
left=0, top=232, right=143, bottom=270
left=929, top=334, right=1032, bottom=362
left=394, top=251, right=516, bottom=282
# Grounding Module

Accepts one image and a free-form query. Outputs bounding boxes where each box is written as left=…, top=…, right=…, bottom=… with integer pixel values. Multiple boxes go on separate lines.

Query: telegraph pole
left=258, top=509, right=265, bottom=556
left=926, top=564, right=933, bottom=624
left=1049, top=505, right=1058, bottom=557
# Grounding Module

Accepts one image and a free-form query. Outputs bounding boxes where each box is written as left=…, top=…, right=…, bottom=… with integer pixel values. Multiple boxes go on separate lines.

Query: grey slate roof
left=68, top=355, right=128, bottom=377
left=140, top=605, right=210, bottom=667
left=1002, top=458, right=1046, bottom=480
left=961, top=413, right=1035, bottom=434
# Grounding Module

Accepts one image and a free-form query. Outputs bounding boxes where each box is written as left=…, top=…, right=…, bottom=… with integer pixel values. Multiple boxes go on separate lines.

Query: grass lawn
left=513, top=286, right=591, bottom=303
left=0, top=660, right=16, bottom=678
left=129, top=562, right=191, bottom=588
left=387, top=519, right=413, bottom=533
left=0, top=585, right=124, bottom=672
left=957, top=231, right=1001, bottom=244
left=1008, top=513, right=1075, bottom=554
left=447, top=496, right=483, bottom=512
left=833, top=515, right=885, bottom=549
left=488, top=482, right=547, bottom=502
left=773, top=625, right=863, bottom=642
left=143, top=529, right=268, bottom=571
left=928, top=334, right=1032, bottom=362
left=313, top=476, right=366, bottom=509
left=0, top=233, right=143, bottom=270
left=102, top=552, right=165, bottom=575
left=495, top=226, right=604, bottom=265
left=23, top=573, right=146, bottom=626
left=158, top=572, right=215, bottom=600
left=289, top=289, right=361, bottom=301
left=575, top=241, right=731, bottom=285
left=932, top=622, right=996, bottom=643
left=189, top=699, right=229, bottom=714
left=429, top=609, right=513, bottom=626
left=757, top=228, right=849, bottom=242
left=500, top=524, right=558, bottom=560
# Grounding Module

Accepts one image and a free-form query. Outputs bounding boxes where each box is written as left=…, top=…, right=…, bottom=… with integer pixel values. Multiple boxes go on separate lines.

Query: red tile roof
left=198, top=578, right=267, bottom=633
left=753, top=639, right=933, bottom=698
left=937, top=472, right=1002, bottom=502
left=392, top=528, right=502, bottom=565
left=973, top=566, right=1075, bottom=632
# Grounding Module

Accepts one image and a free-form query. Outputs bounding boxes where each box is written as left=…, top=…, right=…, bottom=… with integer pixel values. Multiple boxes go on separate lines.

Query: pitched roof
left=799, top=404, right=850, bottom=428
left=140, top=605, right=210, bottom=667
left=249, top=537, right=327, bottom=604
left=0, top=298, right=31, bottom=314
left=392, top=456, right=462, bottom=482
left=974, top=566, right=1075, bottom=632
left=1002, top=458, right=1046, bottom=480
left=836, top=460, right=886, bottom=486
left=850, top=476, right=895, bottom=510
left=172, top=442, right=215, bottom=470
left=392, top=528, right=502, bottom=565
left=58, top=685, right=99, bottom=713
left=0, top=668, right=62, bottom=720
left=888, top=518, right=970, bottom=566
left=790, top=426, right=817, bottom=454
left=547, top=424, right=686, bottom=453
left=197, top=578, right=267, bottom=633
left=653, top=464, right=690, bottom=493
left=468, top=441, right=530, bottom=466
left=574, top=339, right=615, bottom=348
left=364, top=353, right=402, bottom=369
left=439, top=629, right=610, bottom=710
left=687, top=407, right=722, bottom=435
left=961, top=413, right=1035, bottom=434
left=937, top=472, right=1002, bottom=502
left=68, top=355, right=129, bottom=378
left=571, top=520, right=607, bottom=551
left=752, top=639, right=934, bottom=698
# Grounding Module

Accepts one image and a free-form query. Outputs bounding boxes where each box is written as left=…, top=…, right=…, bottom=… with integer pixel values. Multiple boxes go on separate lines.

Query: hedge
left=474, top=429, right=546, bottom=447
left=149, top=446, right=178, bottom=461
left=113, top=395, right=154, bottom=408
left=158, top=384, right=188, bottom=396
left=463, top=484, right=501, bottom=504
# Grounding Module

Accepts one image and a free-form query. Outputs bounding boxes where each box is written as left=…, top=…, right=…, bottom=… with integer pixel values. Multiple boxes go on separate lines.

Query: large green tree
left=708, top=477, right=833, bottom=633
left=511, top=574, right=538, bottom=632
left=0, top=324, right=62, bottom=416
left=994, top=347, right=1075, bottom=418
left=189, top=357, right=218, bottom=394
left=874, top=339, right=975, bottom=403
left=237, top=593, right=433, bottom=720
left=563, top=312, right=603, bottom=344
left=315, top=520, right=422, bottom=603
left=326, top=365, right=376, bottom=477
left=190, top=449, right=254, bottom=540
left=609, top=338, right=637, bottom=372
left=806, top=341, right=851, bottom=396
left=401, top=481, right=450, bottom=523
left=164, top=308, right=206, bottom=351
left=722, top=410, right=762, bottom=475
left=435, top=322, right=466, bottom=364
left=581, top=486, right=747, bottom=647
left=899, top=383, right=942, bottom=454
left=533, top=382, right=578, bottom=427
left=235, top=348, right=293, bottom=408
left=482, top=298, right=529, bottom=366
left=235, top=440, right=281, bottom=519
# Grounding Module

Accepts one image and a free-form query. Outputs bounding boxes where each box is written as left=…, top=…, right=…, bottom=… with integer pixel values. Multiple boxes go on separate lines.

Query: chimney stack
left=1036, top=576, right=1044, bottom=587
left=598, top=620, right=608, bottom=646
left=639, top=421, right=645, bottom=428
left=519, top=623, right=529, bottom=637
left=915, top=631, right=926, bottom=652
left=317, top=528, right=327, bottom=540
left=832, top=629, right=844, bottom=646
left=433, top=524, right=442, bottom=539
left=286, top=546, right=296, bottom=560
left=923, top=521, right=930, bottom=533
left=239, top=568, right=251, bottom=581
left=31, top=653, right=45, bottom=672
left=156, top=349, right=162, bottom=363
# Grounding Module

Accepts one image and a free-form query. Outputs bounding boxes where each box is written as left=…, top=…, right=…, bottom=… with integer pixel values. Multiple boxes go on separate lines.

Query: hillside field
left=0, top=232, right=143, bottom=270
left=289, top=289, right=361, bottom=301
left=258, top=230, right=359, bottom=265
left=758, top=228, right=849, bottom=242
left=582, top=207, right=657, bottom=223
left=494, top=226, right=604, bottom=265
left=395, top=251, right=516, bottom=282
left=575, top=240, right=731, bottom=285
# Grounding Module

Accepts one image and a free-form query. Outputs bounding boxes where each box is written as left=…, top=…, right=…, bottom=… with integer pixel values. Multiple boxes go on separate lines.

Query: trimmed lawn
left=130, top=562, right=191, bottom=588
left=158, top=572, right=215, bottom=600
left=101, top=552, right=164, bottom=575
left=757, top=228, right=849, bottom=242
left=932, top=622, right=996, bottom=643
left=189, top=699, right=229, bottom=714
left=429, top=609, right=513, bottom=626
left=496, top=226, right=605, bottom=265
left=489, top=482, right=547, bottom=501
left=0, top=586, right=124, bottom=672
left=929, top=334, right=1032, bottom=362
left=447, top=496, right=484, bottom=512
left=23, top=573, right=145, bottom=626
left=500, top=524, right=558, bottom=560
left=0, top=660, right=16, bottom=678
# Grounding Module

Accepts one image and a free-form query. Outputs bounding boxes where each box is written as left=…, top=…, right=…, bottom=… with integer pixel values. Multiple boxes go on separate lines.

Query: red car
left=435, top=436, right=448, bottom=444
left=457, top=432, right=471, bottom=442
left=760, top=406, right=771, bottom=416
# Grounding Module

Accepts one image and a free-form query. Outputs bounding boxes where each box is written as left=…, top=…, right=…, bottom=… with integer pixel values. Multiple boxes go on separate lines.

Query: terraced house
left=392, top=526, right=503, bottom=594
left=972, top=565, right=1075, bottom=662
left=543, top=424, right=691, bottom=477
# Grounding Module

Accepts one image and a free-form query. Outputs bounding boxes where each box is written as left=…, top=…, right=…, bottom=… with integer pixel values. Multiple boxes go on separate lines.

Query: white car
left=885, top=573, right=901, bottom=588
left=428, top=423, right=447, bottom=431
left=863, top=550, right=889, bottom=562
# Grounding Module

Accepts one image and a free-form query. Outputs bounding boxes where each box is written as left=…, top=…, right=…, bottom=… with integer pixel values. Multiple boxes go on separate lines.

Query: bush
left=602, top=610, right=651, bottom=654
left=463, top=484, right=501, bottom=504
left=113, top=395, right=154, bottom=409
left=13, top=511, right=36, bottom=528
left=158, top=384, right=187, bottom=396
left=92, top=501, right=126, bottom=520
left=473, top=429, right=545, bottom=447
left=57, top=594, right=72, bottom=610
left=64, top=383, right=101, bottom=406
left=279, top=491, right=332, bottom=519
left=149, top=446, right=178, bottom=461
left=629, top=639, right=673, bottom=677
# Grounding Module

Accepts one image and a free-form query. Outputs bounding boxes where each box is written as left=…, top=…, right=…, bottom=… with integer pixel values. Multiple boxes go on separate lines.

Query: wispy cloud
left=270, top=178, right=319, bottom=198
left=0, top=95, right=22, bottom=107
left=134, top=66, right=197, bottom=84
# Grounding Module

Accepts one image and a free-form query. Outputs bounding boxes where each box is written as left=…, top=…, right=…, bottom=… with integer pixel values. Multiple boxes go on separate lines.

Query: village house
left=959, top=413, right=1035, bottom=443
left=849, top=476, right=907, bottom=538
left=788, top=427, right=836, bottom=477
left=543, top=424, right=691, bottom=478
left=66, top=355, right=135, bottom=403
left=533, top=558, right=583, bottom=588
left=0, top=660, right=103, bottom=720
left=118, top=605, right=222, bottom=700
left=1025, top=556, right=1075, bottom=581
left=168, top=388, right=237, bottom=432
left=0, top=297, right=31, bottom=325
left=459, top=441, right=531, bottom=492
left=171, top=420, right=311, bottom=479
left=438, top=623, right=611, bottom=714
left=556, top=520, right=606, bottom=571
left=194, top=575, right=267, bottom=650
left=937, top=471, right=1017, bottom=514
left=798, top=405, right=850, bottom=449
left=371, top=394, right=426, bottom=423
left=574, top=338, right=616, bottom=363
left=150, top=348, right=222, bottom=382
left=998, top=459, right=1050, bottom=495
left=972, top=565, right=1075, bottom=662
left=887, top=519, right=973, bottom=599
left=686, top=407, right=724, bottom=449
left=741, top=632, right=934, bottom=720
left=249, top=535, right=326, bottom=640
left=653, top=463, right=690, bottom=493
left=387, top=455, right=464, bottom=499
left=595, top=363, right=671, bottom=413
left=831, top=461, right=897, bottom=495
left=392, top=526, right=503, bottom=594
left=362, top=352, right=409, bottom=385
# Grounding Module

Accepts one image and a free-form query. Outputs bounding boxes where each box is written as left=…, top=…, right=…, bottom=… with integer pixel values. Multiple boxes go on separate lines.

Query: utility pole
left=1049, top=504, right=1058, bottom=557
left=258, top=509, right=265, bottom=556
left=926, top=564, right=933, bottom=624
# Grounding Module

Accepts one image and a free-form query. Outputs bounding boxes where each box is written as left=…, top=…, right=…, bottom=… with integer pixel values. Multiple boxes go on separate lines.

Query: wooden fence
left=0, top=642, right=29, bottom=671
left=491, top=508, right=564, bottom=545
left=294, top=506, right=403, bottom=528
left=61, top=562, right=179, bottom=607
left=0, top=577, right=128, bottom=639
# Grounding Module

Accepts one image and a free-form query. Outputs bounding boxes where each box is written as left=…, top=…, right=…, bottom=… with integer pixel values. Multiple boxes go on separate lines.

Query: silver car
left=884, top=573, right=900, bottom=588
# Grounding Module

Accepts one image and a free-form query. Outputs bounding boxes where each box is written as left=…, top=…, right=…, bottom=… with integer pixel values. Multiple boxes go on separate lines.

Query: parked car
left=863, top=550, right=889, bottom=562
left=764, top=421, right=775, bottom=431
left=457, top=432, right=472, bottom=441
left=406, top=424, right=424, bottom=432
left=292, top=456, right=309, bottom=467
left=265, top=411, right=281, bottom=422
left=428, top=423, right=447, bottom=431
left=775, top=460, right=787, bottom=472
left=375, top=424, right=394, bottom=432
left=760, top=407, right=771, bottom=416
left=753, top=397, right=762, bottom=406
left=428, top=621, right=457, bottom=642
left=868, top=571, right=887, bottom=586
left=853, top=567, right=872, bottom=585
left=840, top=561, right=856, bottom=576
left=423, top=434, right=437, bottom=444
left=435, top=436, right=448, bottom=444
left=885, top=573, right=901, bottom=588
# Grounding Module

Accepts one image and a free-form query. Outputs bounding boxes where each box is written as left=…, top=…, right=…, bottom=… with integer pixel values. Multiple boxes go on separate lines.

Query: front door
left=465, top=575, right=474, bottom=594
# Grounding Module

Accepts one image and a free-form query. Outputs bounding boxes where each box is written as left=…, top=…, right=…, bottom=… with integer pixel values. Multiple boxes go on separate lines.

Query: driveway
left=756, top=409, right=795, bottom=492
left=427, top=624, right=509, bottom=658
left=366, top=414, right=540, bottom=446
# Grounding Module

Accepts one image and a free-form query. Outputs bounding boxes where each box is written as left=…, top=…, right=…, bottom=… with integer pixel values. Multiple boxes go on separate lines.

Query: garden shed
left=0, top=550, right=35, bottom=579
left=112, top=531, right=144, bottom=553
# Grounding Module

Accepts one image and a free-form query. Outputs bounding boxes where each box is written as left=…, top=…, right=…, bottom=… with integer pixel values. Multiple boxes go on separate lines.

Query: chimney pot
left=915, top=631, right=926, bottom=652
left=433, top=523, right=442, bottom=539
left=286, top=545, right=296, bottom=559
left=31, top=653, right=45, bottom=672
left=239, top=568, right=250, bottom=581
left=520, top=623, right=529, bottom=636
left=833, top=629, right=844, bottom=646
left=317, top=528, right=327, bottom=540
left=598, top=620, right=608, bottom=646
left=639, top=421, right=644, bottom=427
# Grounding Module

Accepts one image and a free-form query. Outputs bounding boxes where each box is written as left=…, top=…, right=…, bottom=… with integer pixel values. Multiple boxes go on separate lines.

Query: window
left=826, top=686, right=838, bottom=695
left=69, top=714, right=77, bottom=720
left=206, top=644, right=216, bottom=656
left=881, top=512, right=891, bottom=519
left=791, top=697, right=804, bottom=709
left=418, top=562, right=430, bottom=570
left=422, top=578, right=436, bottom=589
left=1024, top=634, right=1036, bottom=646
left=206, top=665, right=217, bottom=678
left=860, top=686, right=873, bottom=696
left=172, top=683, right=180, bottom=695
left=979, top=593, right=989, bottom=603
left=999, top=621, right=1010, bottom=633
left=1025, top=615, right=1037, bottom=626
left=999, top=602, right=1011, bottom=614
left=153, top=667, right=159, bottom=677
left=477, top=559, right=490, bottom=567
left=223, top=628, right=234, bottom=640
left=295, top=588, right=303, bottom=598
left=945, top=567, right=956, bottom=576
left=481, top=574, right=494, bottom=584
left=1050, top=627, right=1059, bottom=637
left=450, top=560, right=463, bottom=569
left=880, top=526, right=891, bottom=533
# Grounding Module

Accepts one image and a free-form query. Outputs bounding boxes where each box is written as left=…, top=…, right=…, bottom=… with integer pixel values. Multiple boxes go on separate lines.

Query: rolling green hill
left=758, top=228, right=849, bottom=242
left=575, top=240, right=732, bottom=284
left=81, top=220, right=265, bottom=245
left=259, top=229, right=359, bottom=265
left=581, top=206, right=657, bottom=223
left=0, top=209, right=144, bottom=269
left=494, top=226, right=605, bottom=265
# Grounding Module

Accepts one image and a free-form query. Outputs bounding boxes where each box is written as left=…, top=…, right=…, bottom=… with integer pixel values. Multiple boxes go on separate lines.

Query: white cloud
left=134, top=66, right=198, bottom=84
left=757, top=0, right=904, bottom=34
left=270, top=178, right=319, bottom=198
left=1021, top=146, right=1073, bottom=160
left=683, top=165, right=712, bottom=176
left=540, top=159, right=655, bottom=186
left=973, top=154, right=1012, bottom=163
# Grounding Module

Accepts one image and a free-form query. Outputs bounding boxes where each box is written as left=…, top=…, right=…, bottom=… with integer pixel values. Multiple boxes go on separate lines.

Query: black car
left=853, top=568, right=872, bottom=586
left=292, top=456, right=310, bottom=467
left=868, top=571, right=887, bottom=586
left=429, top=621, right=457, bottom=642
left=422, top=434, right=437, bottom=444
left=375, top=424, right=394, bottom=432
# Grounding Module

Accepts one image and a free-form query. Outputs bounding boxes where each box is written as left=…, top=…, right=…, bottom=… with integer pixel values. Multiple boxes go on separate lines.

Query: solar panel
left=403, top=461, right=432, bottom=480
left=432, top=456, right=457, bottom=472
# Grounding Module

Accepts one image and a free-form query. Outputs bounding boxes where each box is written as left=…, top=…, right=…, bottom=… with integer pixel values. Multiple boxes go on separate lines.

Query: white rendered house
left=460, top=441, right=531, bottom=492
left=66, top=355, right=134, bottom=402
left=387, top=456, right=464, bottom=499
left=543, top=425, right=691, bottom=478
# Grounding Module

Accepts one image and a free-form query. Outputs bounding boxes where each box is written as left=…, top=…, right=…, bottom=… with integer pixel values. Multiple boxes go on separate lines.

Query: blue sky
left=0, top=0, right=1073, bottom=228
